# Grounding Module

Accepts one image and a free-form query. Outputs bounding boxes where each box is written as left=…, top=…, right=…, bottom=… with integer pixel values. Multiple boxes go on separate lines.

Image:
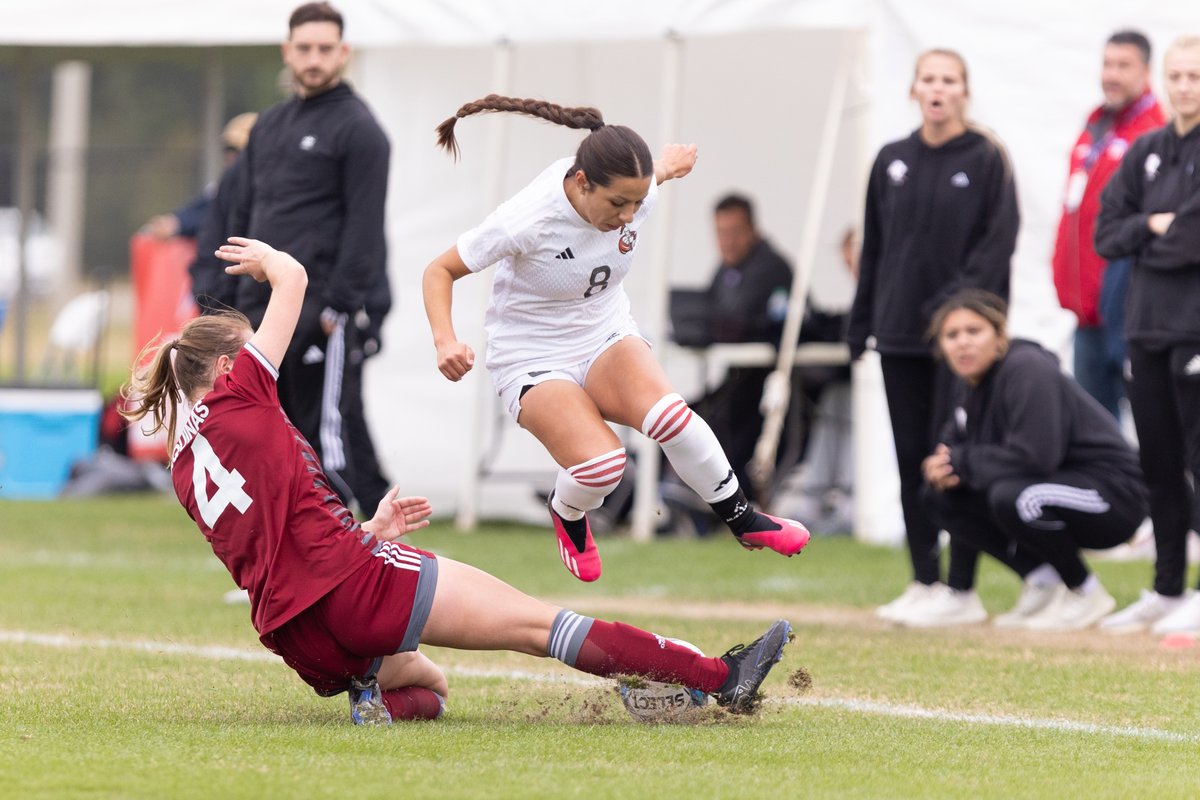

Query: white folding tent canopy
left=5, top=0, right=1194, bottom=539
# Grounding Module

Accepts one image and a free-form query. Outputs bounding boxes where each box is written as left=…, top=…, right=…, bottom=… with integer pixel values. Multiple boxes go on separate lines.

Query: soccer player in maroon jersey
left=121, top=237, right=792, bottom=723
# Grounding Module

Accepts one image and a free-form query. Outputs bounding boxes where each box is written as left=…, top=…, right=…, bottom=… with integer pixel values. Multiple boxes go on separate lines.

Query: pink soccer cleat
left=737, top=513, right=811, bottom=557
left=548, top=493, right=602, bottom=582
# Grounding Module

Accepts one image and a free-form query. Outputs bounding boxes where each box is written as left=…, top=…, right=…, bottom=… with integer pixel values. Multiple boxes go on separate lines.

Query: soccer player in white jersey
left=423, top=95, right=811, bottom=582
left=120, top=236, right=792, bottom=722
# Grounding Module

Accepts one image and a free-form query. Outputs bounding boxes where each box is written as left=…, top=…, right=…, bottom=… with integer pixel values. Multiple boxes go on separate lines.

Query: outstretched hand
left=365, top=486, right=434, bottom=542
left=655, top=143, right=698, bottom=183
left=215, top=237, right=280, bottom=283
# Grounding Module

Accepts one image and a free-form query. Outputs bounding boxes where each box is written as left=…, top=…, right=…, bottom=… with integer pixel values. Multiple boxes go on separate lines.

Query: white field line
left=3, top=629, right=1196, bottom=744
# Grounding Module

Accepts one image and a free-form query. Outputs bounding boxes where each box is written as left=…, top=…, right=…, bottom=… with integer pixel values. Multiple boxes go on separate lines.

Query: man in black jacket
left=229, top=2, right=391, bottom=509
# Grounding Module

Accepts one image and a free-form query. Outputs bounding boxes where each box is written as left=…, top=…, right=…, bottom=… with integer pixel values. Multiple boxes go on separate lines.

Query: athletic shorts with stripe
left=266, top=541, right=439, bottom=696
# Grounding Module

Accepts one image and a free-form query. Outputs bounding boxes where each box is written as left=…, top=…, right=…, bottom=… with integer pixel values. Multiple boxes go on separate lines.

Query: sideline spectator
left=1094, top=35, right=1200, bottom=635
left=846, top=48, right=1019, bottom=625
left=685, top=194, right=794, bottom=506
left=142, top=113, right=257, bottom=242
left=188, top=113, right=258, bottom=310
left=1052, top=30, right=1164, bottom=419
left=227, top=2, right=392, bottom=512
left=918, top=290, right=1147, bottom=630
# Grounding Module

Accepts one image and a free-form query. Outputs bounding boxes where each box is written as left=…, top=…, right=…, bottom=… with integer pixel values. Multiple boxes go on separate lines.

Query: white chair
left=43, top=289, right=109, bottom=382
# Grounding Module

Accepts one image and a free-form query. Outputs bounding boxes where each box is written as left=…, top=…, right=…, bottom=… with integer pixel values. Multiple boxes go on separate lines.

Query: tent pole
left=47, top=59, right=91, bottom=296
left=748, top=39, right=851, bottom=504
left=455, top=39, right=513, bottom=531
left=630, top=33, right=684, bottom=543
left=202, top=48, right=225, bottom=184
left=13, top=48, right=36, bottom=384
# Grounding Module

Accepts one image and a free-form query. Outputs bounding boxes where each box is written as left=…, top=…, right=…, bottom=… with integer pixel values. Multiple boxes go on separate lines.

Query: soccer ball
left=618, top=638, right=710, bottom=723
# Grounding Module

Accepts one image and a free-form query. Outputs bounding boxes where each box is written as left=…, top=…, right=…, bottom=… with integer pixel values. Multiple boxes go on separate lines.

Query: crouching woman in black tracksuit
left=920, top=289, right=1148, bottom=631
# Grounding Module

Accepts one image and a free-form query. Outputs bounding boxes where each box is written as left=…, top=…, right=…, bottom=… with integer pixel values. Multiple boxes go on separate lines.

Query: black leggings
left=880, top=354, right=977, bottom=587
left=1127, top=342, right=1200, bottom=596
left=925, top=471, right=1147, bottom=589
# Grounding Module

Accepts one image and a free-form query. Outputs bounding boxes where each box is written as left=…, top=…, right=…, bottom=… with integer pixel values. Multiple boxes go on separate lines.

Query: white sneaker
left=898, top=584, right=988, bottom=628
left=876, top=582, right=937, bottom=622
left=1024, top=584, right=1116, bottom=631
left=1098, top=589, right=1188, bottom=634
left=1151, top=591, right=1200, bottom=635
left=993, top=578, right=1062, bottom=628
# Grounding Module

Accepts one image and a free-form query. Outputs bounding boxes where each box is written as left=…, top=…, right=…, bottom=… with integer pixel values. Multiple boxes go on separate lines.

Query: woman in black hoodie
left=847, top=49, right=1020, bottom=625
left=921, top=290, right=1147, bottom=631
left=1094, top=35, right=1200, bottom=635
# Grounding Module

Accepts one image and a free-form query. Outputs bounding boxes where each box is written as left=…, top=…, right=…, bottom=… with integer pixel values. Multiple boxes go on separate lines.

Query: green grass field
left=2, top=496, right=1198, bottom=798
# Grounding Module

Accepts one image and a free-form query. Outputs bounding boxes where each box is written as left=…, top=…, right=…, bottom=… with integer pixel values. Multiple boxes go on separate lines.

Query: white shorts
left=496, top=322, right=647, bottom=422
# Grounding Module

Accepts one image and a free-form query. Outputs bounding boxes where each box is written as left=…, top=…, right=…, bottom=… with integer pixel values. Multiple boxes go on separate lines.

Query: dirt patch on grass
left=788, top=667, right=814, bottom=693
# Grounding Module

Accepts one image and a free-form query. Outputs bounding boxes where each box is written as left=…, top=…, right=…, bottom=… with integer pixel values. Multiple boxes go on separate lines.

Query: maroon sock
left=381, top=686, right=445, bottom=721
left=570, top=619, right=729, bottom=693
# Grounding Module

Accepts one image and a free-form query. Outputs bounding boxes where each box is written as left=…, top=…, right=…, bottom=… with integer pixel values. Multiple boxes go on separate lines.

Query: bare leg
left=519, top=380, right=627, bottom=581
left=378, top=650, right=449, bottom=697
left=518, top=379, right=621, bottom=466
left=583, top=337, right=673, bottom=426
left=420, top=557, right=561, bottom=654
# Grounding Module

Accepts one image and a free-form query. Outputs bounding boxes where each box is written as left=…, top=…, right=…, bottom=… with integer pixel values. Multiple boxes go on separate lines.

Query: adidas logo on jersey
left=1185, top=354, right=1200, bottom=376
left=554, top=247, right=575, bottom=260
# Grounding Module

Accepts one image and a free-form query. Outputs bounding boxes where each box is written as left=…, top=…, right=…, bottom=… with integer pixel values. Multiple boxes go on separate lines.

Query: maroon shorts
left=265, top=541, right=439, bottom=696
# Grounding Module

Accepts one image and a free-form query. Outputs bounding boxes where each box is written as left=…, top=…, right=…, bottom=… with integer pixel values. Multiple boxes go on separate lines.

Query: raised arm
left=653, top=143, right=698, bottom=185
left=215, top=237, right=308, bottom=370
left=422, top=245, right=476, bottom=381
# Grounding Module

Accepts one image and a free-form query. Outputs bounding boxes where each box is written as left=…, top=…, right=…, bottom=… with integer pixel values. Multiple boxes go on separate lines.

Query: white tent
left=4, top=1, right=1193, bottom=537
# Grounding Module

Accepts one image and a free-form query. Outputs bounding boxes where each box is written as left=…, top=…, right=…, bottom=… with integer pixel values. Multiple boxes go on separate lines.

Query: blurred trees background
left=0, top=47, right=281, bottom=281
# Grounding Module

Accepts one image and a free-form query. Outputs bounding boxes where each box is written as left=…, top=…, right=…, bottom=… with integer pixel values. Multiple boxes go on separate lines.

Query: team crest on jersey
left=299, top=135, right=317, bottom=151
left=887, top=159, right=908, bottom=185
left=618, top=226, right=637, bottom=254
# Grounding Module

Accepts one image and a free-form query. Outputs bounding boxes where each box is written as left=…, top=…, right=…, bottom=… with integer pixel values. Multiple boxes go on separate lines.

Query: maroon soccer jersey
left=171, top=344, right=375, bottom=638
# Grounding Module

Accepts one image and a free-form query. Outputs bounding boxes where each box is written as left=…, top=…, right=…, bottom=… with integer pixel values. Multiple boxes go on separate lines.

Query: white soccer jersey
left=457, top=157, right=659, bottom=391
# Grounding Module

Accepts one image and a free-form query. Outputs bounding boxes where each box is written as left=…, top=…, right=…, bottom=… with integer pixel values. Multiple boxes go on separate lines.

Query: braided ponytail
left=435, top=94, right=604, bottom=160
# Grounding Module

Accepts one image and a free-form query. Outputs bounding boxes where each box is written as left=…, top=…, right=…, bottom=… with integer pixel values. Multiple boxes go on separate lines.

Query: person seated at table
left=662, top=197, right=849, bottom=533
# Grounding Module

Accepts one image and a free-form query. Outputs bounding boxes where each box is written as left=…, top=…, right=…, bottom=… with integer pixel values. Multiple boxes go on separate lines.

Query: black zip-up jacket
left=941, top=339, right=1143, bottom=493
left=230, top=82, right=390, bottom=318
left=847, top=129, right=1019, bottom=359
left=705, top=238, right=793, bottom=344
left=1095, top=122, right=1200, bottom=347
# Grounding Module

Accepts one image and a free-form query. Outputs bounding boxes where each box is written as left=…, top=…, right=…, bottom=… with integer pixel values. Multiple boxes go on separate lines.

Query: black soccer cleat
left=714, top=619, right=792, bottom=713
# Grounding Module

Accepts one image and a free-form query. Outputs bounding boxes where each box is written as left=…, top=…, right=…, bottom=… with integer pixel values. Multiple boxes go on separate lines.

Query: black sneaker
left=348, top=676, right=392, bottom=726
left=714, top=619, right=792, bottom=713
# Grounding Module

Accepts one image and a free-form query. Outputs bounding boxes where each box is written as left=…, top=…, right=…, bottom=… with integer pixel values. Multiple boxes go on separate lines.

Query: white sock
left=1076, top=573, right=1100, bottom=596
left=1026, top=564, right=1061, bottom=589
left=641, top=393, right=738, bottom=504
left=552, top=448, right=627, bottom=521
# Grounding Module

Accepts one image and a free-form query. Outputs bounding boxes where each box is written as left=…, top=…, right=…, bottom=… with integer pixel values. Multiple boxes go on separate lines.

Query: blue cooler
left=0, top=388, right=102, bottom=499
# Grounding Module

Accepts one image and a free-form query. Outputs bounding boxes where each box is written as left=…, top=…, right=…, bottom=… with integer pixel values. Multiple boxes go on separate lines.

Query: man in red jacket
left=1052, top=30, right=1164, bottom=420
